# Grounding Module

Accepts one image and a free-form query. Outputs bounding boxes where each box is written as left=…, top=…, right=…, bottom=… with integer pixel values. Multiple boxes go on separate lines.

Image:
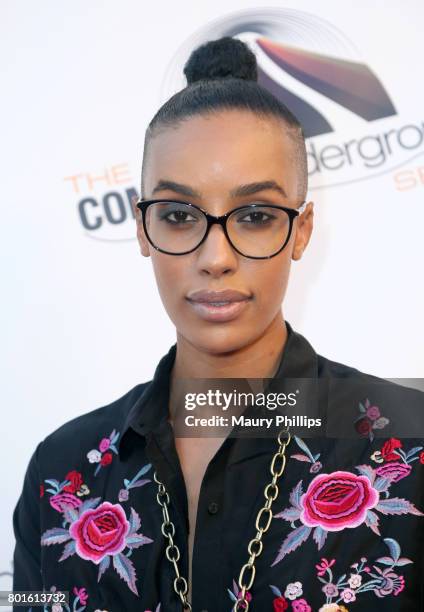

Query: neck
left=168, top=311, right=288, bottom=422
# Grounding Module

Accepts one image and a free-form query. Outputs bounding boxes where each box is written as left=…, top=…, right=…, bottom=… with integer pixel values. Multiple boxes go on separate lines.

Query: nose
left=195, top=222, right=238, bottom=277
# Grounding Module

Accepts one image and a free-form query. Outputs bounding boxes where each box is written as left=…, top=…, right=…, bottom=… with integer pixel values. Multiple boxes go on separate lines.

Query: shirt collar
left=118, top=319, right=318, bottom=458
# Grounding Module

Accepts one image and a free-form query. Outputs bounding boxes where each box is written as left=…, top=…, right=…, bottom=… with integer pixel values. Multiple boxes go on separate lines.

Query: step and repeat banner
left=2, top=0, right=423, bottom=593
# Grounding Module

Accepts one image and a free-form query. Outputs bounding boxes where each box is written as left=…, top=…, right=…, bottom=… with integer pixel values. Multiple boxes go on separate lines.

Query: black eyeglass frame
left=136, top=198, right=307, bottom=259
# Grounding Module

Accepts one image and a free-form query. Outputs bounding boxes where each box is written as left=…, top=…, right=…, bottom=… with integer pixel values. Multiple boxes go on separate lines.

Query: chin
left=180, top=324, right=256, bottom=356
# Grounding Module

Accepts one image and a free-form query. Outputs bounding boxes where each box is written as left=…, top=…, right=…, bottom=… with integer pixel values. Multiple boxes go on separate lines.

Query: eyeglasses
left=136, top=198, right=307, bottom=259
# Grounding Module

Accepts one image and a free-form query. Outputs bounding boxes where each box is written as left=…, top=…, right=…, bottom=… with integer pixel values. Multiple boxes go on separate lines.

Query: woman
left=13, top=37, right=424, bottom=611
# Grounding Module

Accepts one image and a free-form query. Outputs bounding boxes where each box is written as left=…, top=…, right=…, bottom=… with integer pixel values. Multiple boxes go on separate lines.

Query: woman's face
left=136, top=110, right=313, bottom=354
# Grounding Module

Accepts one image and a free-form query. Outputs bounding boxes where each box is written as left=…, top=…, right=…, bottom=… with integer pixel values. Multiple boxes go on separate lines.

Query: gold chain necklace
left=153, top=426, right=292, bottom=611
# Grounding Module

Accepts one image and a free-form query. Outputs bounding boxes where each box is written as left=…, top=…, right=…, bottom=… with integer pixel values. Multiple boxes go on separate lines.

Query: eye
left=158, top=208, right=200, bottom=224
left=235, top=208, right=277, bottom=225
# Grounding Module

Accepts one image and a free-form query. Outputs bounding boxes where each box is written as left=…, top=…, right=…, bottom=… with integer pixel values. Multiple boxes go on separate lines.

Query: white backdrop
left=1, top=0, right=423, bottom=592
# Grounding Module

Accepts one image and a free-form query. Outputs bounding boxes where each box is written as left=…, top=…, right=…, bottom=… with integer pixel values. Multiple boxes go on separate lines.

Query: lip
left=185, top=289, right=253, bottom=323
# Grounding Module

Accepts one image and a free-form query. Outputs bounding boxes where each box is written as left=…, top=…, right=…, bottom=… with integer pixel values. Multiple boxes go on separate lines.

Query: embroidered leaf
left=63, top=505, right=79, bottom=524
left=395, top=448, right=407, bottom=461
left=355, top=464, right=376, bottom=484
left=109, top=444, right=118, bottom=455
left=124, top=479, right=130, bottom=487
left=41, top=528, right=72, bottom=546
left=357, top=579, right=383, bottom=592
left=110, top=430, right=120, bottom=444
left=130, top=463, right=152, bottom=483
left=58, top=540, right=76, bottom=561
left=364, top=398, right=371, bottom=408
left=130, top=478, right=151, bottom=489
left=128, top=507, right=141, bottom=534
left=312, top=526, right=328, bottom=550
left=375, top=556, right=395, bottom=566
left=270, top=525, right=312, bottom=566
left=359, top=402, right=366, bottom=413
left=232, top=579, right=238, bottom=594
left=46, top=488, right=57, bottom=494
left=98, top=556, right=111, bottom=582
left=395, top=557, right=413, bottom=566
left=78, top=497, right=102, bottom=514
left=376, top=498, right=424, bottom=516
left=373, top=477, right=392, bottom=492
left=294, top=436, right=314, bottom=461
left=94, top=464, right=101, bottom=477
left=365, top=510, right=381, bottom=535
left=289, top=480, right=304, bottom=510
left=290, top=453, right=311, bottom=463
left=406, top=446, right=423, bottom=459
left=109, top=429, right=117, bottom=440
left=337, top=573, right=346, bottom=585
left=383, top=537, right=400, bottom=562
left=227, top=588, right=237, bottom=603
left=274, top=507, right=301, bottom=522
left=313, top=453, right=321, bottom=461
left=113, top=552, right=138, bottom=595
left=44, top=479, right=60, bottom=490
left=59, top=479, right=71, bottom=489
left=269, top=584, right=282, bottom=597
left=126, top=534, right=154, bottom=549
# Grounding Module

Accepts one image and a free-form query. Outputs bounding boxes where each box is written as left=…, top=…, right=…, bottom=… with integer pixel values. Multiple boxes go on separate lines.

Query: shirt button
left=207, top=501, right=219, bottom=515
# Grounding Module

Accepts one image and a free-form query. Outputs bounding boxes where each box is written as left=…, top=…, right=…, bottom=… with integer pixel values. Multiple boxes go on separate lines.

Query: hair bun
left=184, top=36, right=258, bottom=85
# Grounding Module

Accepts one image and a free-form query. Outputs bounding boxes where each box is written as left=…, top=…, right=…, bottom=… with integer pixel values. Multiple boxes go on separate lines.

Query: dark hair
left=141, top=36, right=307, bottom=199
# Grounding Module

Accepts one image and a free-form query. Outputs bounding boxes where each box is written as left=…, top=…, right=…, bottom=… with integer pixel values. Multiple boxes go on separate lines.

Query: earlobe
left=137, top=227, right=151, bottom=258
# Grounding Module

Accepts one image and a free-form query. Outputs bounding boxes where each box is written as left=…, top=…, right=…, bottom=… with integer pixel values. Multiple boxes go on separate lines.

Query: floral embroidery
left=118, top=462, right=152, bottom=502
left=41, top=499, right=153, bottom=595
left=28, top=584, right=89, bottom=612
left=301, top=471, right=379, bottom=531
left=227, top=578, right=252, bottom=609
left=290, top=436, right=322, bottom=474
left=381, top=437, right=402, bottom=461
left=370, top=438, right=423, bottom=482
left=44, top=474, right=89, bottom=514
left=370, top=437, right=423, bottom=466
left=269, top=583, right=311, bottom=611
left=87, top=429, right=120, bottom=476
left=354, top=398, right=389, bottom=441
left=316, top=538, right=408, bottom=609
left=272, top=439, right=423, bottom=564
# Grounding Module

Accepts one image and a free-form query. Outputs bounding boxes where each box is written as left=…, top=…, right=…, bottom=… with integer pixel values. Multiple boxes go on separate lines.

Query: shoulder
left=316, top=352, right=424, bottom=435
left=317, top=352, right=381, bottom=381
left=35, top=382, right=149, bottom=472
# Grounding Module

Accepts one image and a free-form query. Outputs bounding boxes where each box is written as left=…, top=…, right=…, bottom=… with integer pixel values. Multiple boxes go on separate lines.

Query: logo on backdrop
left=69, top=9, right=423, bottom=241
left=64, top=163, right=139, bottom=242
left=161, top=7, right=424, bottom=191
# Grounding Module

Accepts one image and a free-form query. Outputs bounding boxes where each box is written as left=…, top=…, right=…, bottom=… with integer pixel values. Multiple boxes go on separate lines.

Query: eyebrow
left=151, top=179, right=288, bottom=199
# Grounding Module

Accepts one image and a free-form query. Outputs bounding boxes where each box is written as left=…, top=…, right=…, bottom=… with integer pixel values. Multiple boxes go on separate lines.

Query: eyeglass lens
left=145, top=201, right=291, bottom=257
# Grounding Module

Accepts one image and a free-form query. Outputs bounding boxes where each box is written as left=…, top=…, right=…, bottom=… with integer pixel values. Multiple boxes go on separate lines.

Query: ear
left=292, top=201, right=314, bottom=261
left=131, top=196, right=151, bottom=258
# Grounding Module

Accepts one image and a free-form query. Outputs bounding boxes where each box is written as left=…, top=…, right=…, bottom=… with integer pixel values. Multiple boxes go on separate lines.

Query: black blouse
left=13, top=321, right=424, bottom=611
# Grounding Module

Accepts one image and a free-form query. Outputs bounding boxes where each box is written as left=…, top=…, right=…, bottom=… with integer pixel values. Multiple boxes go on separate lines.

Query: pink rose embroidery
left=69, top=501, right=130, bottom=563
left=99, top=438, right=111, bottom=452
left=375, top=462, right=412, bottom=483
left=366, top=405, right=381, bottom=420
left=300, top=471, right=379, bottom=531
left=50, top=493, right=82, bottom=513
